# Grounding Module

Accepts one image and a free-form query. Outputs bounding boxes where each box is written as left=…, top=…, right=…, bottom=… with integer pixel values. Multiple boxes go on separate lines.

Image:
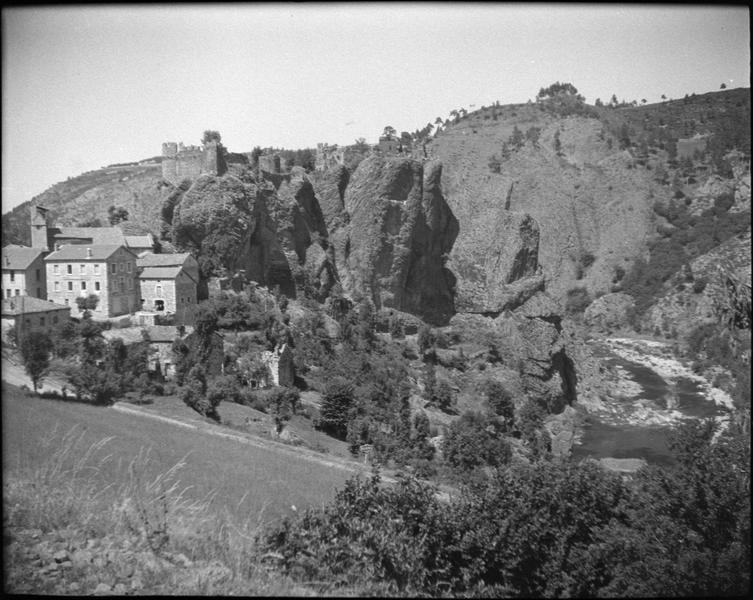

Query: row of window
left=52, top=277, right=133, bottom=293
left=4, top=288, right=43, bottom=298
left=23, top=314, right=61, bottom=328
left=51, top=262, right=133, bottom=276
left=6, top=269, right=43, bottom=282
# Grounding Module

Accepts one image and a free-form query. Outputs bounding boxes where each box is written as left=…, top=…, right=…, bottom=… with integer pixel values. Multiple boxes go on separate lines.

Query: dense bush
left=258, top=418, right=750, bottom=596
left=442, top=411, right=511, bottom=474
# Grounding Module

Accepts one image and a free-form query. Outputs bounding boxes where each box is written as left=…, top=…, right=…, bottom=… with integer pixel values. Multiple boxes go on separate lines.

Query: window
left=9, top=271, right=14, bottom=282
left=53, top=264, right=59, bottom=275
left=67, top=265, right=72, bottom=274
left=127, top=262, right=132, bottom=273
left=15, top=289, right=19, bottom=296
left=40, top=317, right=45, bottom=327
left=67, top=282, right=73, bottom=291
left=53, top=316, right=58, bottom=324
left=155, top=283, right=163, bottom=296
left=81, top=281, right=87, bottom=290
left=119, top=262, right=125, bottom=272
left=54, top=281, right=60, bottom=292
left=64, top=298, right=69, bottom=305
left=94, top=281, right=100, bottom=291
left=25, top=319, right=30, bottom=326
left=119, top=277, right=125, bottom=293
left=127, top=278, right=133, bottom=290
left=37, top=288, right=41, bottom=297
left=80, top=264, right=86, bottom=273
left=111, top=263, right=117, bottom=274
left=5, top=290, right=10, bottom=298
left=94, top=264, right=100, bottom=275
left=36, top=269, right=41, bottom=281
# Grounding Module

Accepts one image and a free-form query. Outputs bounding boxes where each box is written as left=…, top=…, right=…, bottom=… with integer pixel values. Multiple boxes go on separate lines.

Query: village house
left=102, top=324, right=197, bottom=380
left=136, top=252, right=199, bottom=324
left=2, top=245, right=47, bottom=300
left=1, top=296, right=71, bottom=344
left=31, top=205, right=155, bottom=255
left=44, top=245, right=139, bottom=319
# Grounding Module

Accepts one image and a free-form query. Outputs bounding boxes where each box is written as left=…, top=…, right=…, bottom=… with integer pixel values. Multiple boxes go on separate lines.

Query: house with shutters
left=136, top=252, right=199, bottom=324
left=44, top=244, right=139, bottom=319
left=2, top=245, right=47, bottom=300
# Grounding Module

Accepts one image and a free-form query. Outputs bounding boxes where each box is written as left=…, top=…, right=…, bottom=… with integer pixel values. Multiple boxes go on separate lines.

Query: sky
left=2, top=3, right=750, bottom=213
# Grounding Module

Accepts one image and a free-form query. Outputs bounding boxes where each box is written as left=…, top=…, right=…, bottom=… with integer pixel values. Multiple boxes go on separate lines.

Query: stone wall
left=161, top=140, right=227, bottom=184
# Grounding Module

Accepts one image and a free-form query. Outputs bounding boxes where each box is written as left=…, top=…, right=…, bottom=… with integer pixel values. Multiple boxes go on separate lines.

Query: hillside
left=424, top=88, right=750, bottom=309
left=2, top=163, right=165, bottom=246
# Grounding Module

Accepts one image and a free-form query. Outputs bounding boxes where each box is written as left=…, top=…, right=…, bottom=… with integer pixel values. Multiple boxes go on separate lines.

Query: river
left=571, top=337, right=732, bottom=467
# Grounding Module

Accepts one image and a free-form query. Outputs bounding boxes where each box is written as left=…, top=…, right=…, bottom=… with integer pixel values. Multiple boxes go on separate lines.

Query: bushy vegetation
left=257, top=418, right=750, bottom=596
left=623, top=194, right=750, bottom=315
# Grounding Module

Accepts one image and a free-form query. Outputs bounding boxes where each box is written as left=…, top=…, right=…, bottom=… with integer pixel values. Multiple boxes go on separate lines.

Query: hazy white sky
left=2, top=3, right=749, bottom=213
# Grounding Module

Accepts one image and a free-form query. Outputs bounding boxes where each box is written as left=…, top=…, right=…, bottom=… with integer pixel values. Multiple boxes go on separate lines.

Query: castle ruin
left=315, top=143, right=345, bottom=171
left=161, top=140, right=227, bottom=185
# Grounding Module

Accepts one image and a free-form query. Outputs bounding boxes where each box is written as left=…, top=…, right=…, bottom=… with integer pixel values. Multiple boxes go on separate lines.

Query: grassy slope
left=2, top=382, right=351, bottom=526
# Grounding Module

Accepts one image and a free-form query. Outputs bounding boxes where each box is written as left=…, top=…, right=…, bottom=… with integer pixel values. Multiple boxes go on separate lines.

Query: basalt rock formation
left=326, top=155, right=459, bottom=325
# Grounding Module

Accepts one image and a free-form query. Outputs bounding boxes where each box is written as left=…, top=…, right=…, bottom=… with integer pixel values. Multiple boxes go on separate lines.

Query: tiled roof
left=44, top=244, right=127, bottom=261
left=1, top=296, right=70, bottom=316
left=124, top=235, right=154, bottom=248
left=54, top=227, right=126, bottom=245
left=139, top=266, right=184, bottom=279
left=137, top=252, right=192, bottom=267
left=2, top=245, right=45, bottom=270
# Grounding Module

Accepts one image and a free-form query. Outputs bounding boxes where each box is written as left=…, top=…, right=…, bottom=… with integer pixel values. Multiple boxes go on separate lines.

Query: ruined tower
left=161, top=139, right=227, bottom=185
left=161, top=142, right=178, bottom=183
left=30, top=205, right=51, bottom=251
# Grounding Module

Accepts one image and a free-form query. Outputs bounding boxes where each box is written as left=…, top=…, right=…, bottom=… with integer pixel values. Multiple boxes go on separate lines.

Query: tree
left=443, top=411, right=511, bottom=473
left=19, top=331, right=51, bottom=393
left=553, top=129, right=562, bottom=155
left=107, top=205, right=129, bottom=225
left=661, top=94, right=667, bottom=101
left=268, top=386, right=300, bottom=433
left=720, top=83, right=727, bottom=89
left=202, top=130, right=221, bottom=144
left=482, top=378, right=514, bottom=424
left=537, top=81, right=579, bottom=100
left=319, top=377, right=355, bottom=439
left=382, top=125, right=396, bottom=140
left=75, top=293, right=100, bottom=314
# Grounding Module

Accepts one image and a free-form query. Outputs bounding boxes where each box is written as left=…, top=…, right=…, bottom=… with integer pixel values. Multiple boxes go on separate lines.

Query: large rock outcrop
left=171, top=174, right=296, bottom=295
left=328, top=155, right=459, bottom=325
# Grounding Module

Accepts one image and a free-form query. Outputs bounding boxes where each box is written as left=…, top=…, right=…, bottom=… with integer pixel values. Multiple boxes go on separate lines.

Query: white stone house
left=137, top=253, right=199, bottom=324
left=44, top=244, right=139, bottom=319
left=2, top=245, right=47, bottom=300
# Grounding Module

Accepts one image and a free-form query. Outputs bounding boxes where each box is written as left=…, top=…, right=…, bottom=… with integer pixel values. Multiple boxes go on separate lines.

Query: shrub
left=442, top=411, right=511, bottom=473
left=693, top=277, right=708, bottom=294
left=565, top=287, right=592, bottom=314
left=318, top=377, right=355, bottom=439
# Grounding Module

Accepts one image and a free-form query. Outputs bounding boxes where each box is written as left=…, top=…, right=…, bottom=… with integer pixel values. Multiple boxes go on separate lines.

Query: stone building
left=1, top=296, right=71, bottom=344
left=377, top=136, right=400, bottom=154
left=677, top=133, right=710, bottom=160
left=161, top=140, right=227, bottom=185
left=2, top=245, right=47, bottom=300
left=101, top=324, right=192, bottom=380
left=45, top=244, right=139, bottom=319
left=136, top=252, right=199, bottom=323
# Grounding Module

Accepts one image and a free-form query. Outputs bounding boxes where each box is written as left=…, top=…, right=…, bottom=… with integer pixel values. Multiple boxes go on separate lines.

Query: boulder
left=584, top=292, right=636, bottom=332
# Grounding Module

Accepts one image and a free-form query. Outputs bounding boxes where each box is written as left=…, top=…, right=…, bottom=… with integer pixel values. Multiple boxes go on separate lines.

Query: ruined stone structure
left=161, top=140, right=227, bottom=184
left=260, top=343, right=295, bottom=387
left=258, top=152, right=282, bottom=174
left=315, top=143, right=345, bottom=171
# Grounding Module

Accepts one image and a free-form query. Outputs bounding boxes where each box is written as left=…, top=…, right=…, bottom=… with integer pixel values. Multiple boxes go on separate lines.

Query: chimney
left=86, top=247, right=92, bottom=258
left=55, top=243, right=61, bottom=251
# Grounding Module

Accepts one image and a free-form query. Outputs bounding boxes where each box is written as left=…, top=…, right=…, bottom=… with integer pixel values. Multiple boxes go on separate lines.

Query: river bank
left=571, top=335, right=733, bottom=466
